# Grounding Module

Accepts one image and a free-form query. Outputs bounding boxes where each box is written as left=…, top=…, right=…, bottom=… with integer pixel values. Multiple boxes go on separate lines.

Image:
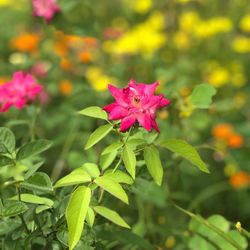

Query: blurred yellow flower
left=173, top=31, right=190, bottom=50
left=127, top=0, right=152, bottom=14
left=233, top=92, right=247, bottom=108
left=194, top=17, right=232, bottom=38
left=103, top=12, right=166, bottom=56
left=165, top=236, right=176, bottom=249
left=0, top=0, right=13, bottom=6
left=85, top=67, right=114, bottom=91
left=179, top=11, right=200, bottom=32
left=239, top=14, right=250, bottom=32
left=224, top=164, right=238, bottom=177
left=207, top=67, right=229, bottom=87
left=232, top=36, right=250, bottom=53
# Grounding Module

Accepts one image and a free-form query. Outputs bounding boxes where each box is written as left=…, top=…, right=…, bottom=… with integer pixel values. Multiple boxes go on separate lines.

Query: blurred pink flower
left=103, top=79, right=171, bottom=132
left=32, top=0, right=60, bottom=22
left=30, top=62, right=48, bottom=78
left=0, top=71, right=43, bottom=112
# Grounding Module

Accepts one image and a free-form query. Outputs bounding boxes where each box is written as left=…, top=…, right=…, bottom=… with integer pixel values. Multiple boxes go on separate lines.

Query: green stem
left=98, top=188, right=104, bottom=203
left=16, top=185, right=29, bottom=234
left=112, top=157, right=122, bottom=173
left=171, top=201, right=244, bottom=250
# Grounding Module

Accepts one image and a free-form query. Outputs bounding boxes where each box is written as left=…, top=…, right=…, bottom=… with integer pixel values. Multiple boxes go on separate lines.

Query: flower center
left=133, top=96, right=140, bottom=104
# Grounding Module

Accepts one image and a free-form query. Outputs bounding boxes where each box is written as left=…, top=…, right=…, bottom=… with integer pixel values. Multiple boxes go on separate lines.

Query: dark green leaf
left=0, top=127, right=15, bottom=153
left=22, top=172, right=53, bottom=193
left=17, top=139, right=52, bottom=161
left=0, top=155, right=13, bottom=167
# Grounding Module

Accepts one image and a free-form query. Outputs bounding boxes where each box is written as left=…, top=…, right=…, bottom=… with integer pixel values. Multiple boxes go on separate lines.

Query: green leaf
left=24, top=161, right=44, bottom=179
left=127, top=138, right=146, bottom=150
left=161, top=139, right=210, bottom=173
left=0, top=127, right=15, bottom=153
left=94, top=175, right=129, bottom=204
left=144, top=145, right=163, bottom=186
left=122, top=145, right=136, bottom=179
left=94, top=206, right=130, bottom=229
left=101, top=142, right=123, bottom=155
left=21, top=172, right=53, bottom=193
left=78, top=106, right=108, bottom=120
left=10, top=194, right=53, bottom=207
left=85, top=124, right=113, bottom=150
left=132, top=179, right=166, bottom=208
left=0, top=155, right=13, bottom=167
left=54, top=168, right=91, bottom=188
left=35, top=205, right=51, bottom=214
left=66, top=186, right=91, bottom=250
left=104, top=170, right=134, bottom=185
left=175, top=204, right=245, bottom=250
left=81, top=163, right=100, bottom=178
left=2, top=201, right=28, bottom=217
left=190, top=83, right=217, bottom=109
left=86, top=207, right=95, bottom=228
left=100, top=151, right=117, bottom=170
left=16, top=139, right=52, bottom=161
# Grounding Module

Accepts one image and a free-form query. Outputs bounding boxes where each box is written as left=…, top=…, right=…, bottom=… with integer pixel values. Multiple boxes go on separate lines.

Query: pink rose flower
left=0, top=71, right=43, bottom=112
left=103, top=79, right=171, bottom=132
left=32, top=0, right=60, bottom=23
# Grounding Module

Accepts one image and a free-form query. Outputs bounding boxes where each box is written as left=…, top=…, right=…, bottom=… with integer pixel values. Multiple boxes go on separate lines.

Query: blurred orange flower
left=79, top=51, right=92, bottom=63
left=212, top=124, right=233, bottom=139
left=10, top=32, right=41, bottom=53
left=59, top=80, right=73, bottom=96
left=60, top=57, right=73, bottom=71
left=227, top=134, right=243, bottom=148
left=229, top=171, right=250, bottom=188
left=0, top=77, right=9, bottom=85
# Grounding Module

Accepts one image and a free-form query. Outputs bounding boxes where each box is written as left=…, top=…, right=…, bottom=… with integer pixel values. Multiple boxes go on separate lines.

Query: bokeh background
left=0, top=0, right=249, bottom=249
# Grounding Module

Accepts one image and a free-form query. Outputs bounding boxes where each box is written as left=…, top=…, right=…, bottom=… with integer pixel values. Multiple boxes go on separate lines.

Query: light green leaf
left=78, top=106, right=108, bottom=120
left=104, top=170, right=134, bottom=185
left=81, top=163, right=100, bottom=178
left=21, top=172, right=53, bottom=193
left=35, top=205, right=51, bottom=214
left=66, top=186, right=91, bottom=250
left=0, top=155, right=13, bottom=167
left=0, top=127, right=15, bottom=153
left=190, top=83, right=217, bottom=109
left=93, top=206, right=130, bottom=229
left=100, top=151, right=117, bottom=170
left=85, top=124, right=113, bottom=150
left=10, top=194, right=53, bottom=207
left=94, top=176, right=128, bottom=204
left=101, top=142, right=123, bottom=155
left=127, top=138, right=146, bottom=150
left=2, top=201, right=28, bottom=217
left=16, top=140, right=52, bottom=161
left=122, top=145, right=136, bottom=179
left=54, top=168, right=91, bottom=188
left=86, top=207, right=95, bottom=228
left=144, top=145, right=163, bottom=186
left=161, top=139, right=210, bottom=173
